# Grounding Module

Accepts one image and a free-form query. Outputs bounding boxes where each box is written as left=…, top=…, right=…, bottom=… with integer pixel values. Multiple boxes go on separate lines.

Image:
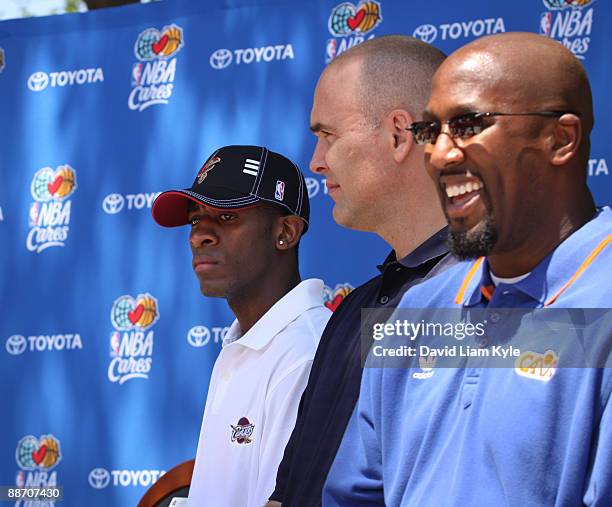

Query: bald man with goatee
left=325, top=33, right=612, bottom=507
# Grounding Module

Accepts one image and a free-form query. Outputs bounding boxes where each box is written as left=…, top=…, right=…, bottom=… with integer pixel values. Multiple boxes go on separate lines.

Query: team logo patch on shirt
left=230, top=417, right=254, bottom=444
left=412, top=354, right=436, bottom=380
left=514, top=350, right=558, bottom=382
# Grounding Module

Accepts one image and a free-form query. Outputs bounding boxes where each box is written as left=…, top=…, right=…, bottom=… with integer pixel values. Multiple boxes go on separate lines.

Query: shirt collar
left=377, top=227, right=449, bottom=272
left=463, top=207, right=612, bottom=307
left=222, top=278, right=325, bottom=350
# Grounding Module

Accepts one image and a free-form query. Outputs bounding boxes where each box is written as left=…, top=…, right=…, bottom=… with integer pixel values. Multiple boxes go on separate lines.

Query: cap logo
left=275, top=180, right=285, bottom=201
left=196, top=156, right=221, bottom=184
left=243, top=158, right=260, bottom=177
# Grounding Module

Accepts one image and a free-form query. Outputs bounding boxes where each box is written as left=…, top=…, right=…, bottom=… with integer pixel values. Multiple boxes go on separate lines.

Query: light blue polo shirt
left=324, top=207, right=612, bottom=507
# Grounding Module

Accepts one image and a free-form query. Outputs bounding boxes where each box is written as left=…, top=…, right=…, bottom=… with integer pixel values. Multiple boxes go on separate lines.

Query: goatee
left=447, top=216, right=498, bottom=260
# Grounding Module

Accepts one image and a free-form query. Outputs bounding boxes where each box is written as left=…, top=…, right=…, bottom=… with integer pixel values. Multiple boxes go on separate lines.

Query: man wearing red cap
left=152, top=145, right=331, bottom=507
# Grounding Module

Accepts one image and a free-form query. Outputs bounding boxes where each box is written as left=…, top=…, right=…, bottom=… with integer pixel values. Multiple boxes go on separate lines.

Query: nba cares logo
left=129, top=24, right=184, bottom=112
left=15, top=435, right=62, bottom=471
left=328, top=1, right=382, bottom=36
left=31, top=165, right=77, bottom=202
left=110, top=294, right=159, bottom=331
left=108, top=293, right=159, bottom=384
left=134, top=25, right=183, bottom=61
left=27, top=165, right=77, bottom=253
left=540, top=0, right=595, bottom=60
left=325, top=1, right=382, bottom=63
left=543, top=0, right=594, bottom=8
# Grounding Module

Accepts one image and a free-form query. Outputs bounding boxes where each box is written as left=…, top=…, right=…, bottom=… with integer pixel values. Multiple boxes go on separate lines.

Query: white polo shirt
left=187, top=279, right=331, bottom=507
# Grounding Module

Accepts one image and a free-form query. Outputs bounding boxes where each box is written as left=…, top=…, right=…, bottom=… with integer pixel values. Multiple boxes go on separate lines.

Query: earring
left=279, top=240, right=284, bottom=245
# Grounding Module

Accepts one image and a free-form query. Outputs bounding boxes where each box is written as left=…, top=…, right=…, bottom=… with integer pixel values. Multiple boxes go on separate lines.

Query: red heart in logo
left=152, top=34, right=169, bottom=54
left=347, top=9, right=366, bottom=30
left=325, top=294, right=344, bottom=312
left=47, top=176, right=63, bottom=195
left=128, top=304, right=144, bottom=325
left=32, top=445, right=47, bottom=465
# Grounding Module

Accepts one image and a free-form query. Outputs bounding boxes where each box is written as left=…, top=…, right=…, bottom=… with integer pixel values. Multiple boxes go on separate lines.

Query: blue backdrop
left=1, top=0, right=610, bottom=505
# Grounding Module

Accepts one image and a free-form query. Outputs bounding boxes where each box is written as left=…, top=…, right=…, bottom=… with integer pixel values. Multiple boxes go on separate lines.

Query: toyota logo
left=102, top=193, right=125, bottom=215
left=28, top=71, right=50, bottom=92
left=305, top=177, right=321, bottom=199
left=187, top=326, right=210, bottom=347
left=413, top=24, right=438, bottom=44
left=88, top=468, right=111, bottom=489
left=209, top=49, right=233, bottom=70
left=5, top=335, right=27, bottom=355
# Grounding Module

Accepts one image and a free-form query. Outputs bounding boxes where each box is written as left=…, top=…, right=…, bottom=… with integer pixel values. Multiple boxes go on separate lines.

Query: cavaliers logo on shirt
left=514, top=350, right=558, bottom=382
left=230, top=417, right=255, bottom=444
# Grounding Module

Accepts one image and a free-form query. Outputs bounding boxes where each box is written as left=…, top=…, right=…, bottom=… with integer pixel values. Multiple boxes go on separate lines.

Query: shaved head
left=309, top=34, right=448, bottom=255
left=439, top=32, right=594, bottom=136
left=326, top=35, right=446, bottom=124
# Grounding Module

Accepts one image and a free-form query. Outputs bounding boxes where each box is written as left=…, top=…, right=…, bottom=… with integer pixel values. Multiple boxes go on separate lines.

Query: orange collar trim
left=453, top=235, right=612, bottom=306
left=545, top=234, right=612, bottom=306
left=454, top=257, right=484, bottom=305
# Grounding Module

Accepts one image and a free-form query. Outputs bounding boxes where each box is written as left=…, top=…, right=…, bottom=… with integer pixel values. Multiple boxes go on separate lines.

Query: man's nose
left=425, top=128, right=465, bottom=170
left=310, top=138, right=329, bottom=175
left=189, top=220, right=219, bottom=248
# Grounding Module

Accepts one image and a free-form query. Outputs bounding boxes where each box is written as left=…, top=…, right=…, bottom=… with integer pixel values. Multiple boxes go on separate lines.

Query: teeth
left=445, top=180, right=482, bottom=198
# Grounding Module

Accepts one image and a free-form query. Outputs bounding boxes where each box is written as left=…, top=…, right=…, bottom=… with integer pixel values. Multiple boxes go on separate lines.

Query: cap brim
left=152, top=189, right=260, bottom=227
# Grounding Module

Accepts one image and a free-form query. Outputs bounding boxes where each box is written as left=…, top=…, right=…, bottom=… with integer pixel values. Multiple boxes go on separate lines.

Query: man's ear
left=550, top=113, right=582, bottom=166
left=275, top=215, right=304, bottom=251
left=384, top=109, right=415, bottom=164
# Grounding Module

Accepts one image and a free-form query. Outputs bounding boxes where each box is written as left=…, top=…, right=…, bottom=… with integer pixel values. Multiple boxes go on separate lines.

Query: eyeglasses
left=406, top=111, right=580, bottom=145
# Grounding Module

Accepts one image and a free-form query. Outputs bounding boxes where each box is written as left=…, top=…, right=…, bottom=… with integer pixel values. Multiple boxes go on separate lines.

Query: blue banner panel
left=0, top=1, right=609, bottom=505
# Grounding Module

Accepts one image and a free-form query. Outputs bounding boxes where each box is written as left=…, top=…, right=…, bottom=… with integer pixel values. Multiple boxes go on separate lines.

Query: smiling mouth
left=439, top=171, right=485, bottom=220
